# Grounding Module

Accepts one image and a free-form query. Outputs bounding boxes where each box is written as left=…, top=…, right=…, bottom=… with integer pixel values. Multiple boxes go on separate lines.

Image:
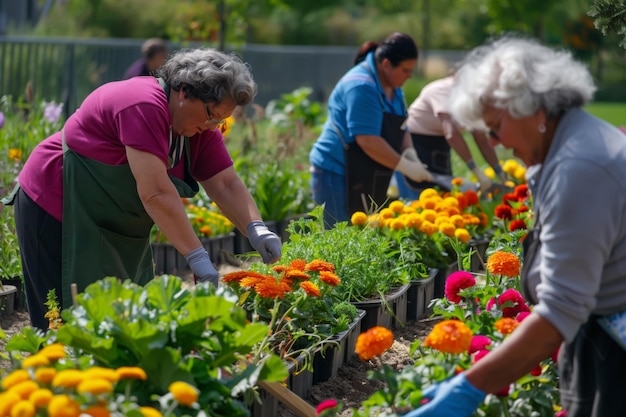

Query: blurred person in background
left=309, top=32, right=433, bottom=227
left=123, top=38, right=168, bottom=79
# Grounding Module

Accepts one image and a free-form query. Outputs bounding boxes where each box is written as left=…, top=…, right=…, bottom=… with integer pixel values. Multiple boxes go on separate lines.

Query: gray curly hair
left=448, top=36, right=596, bottom=130
left=156, top=48, right=257, bottom=106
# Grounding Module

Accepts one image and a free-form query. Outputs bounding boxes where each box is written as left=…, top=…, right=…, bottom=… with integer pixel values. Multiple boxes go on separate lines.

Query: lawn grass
left=584, top=102, right=625, bottom=127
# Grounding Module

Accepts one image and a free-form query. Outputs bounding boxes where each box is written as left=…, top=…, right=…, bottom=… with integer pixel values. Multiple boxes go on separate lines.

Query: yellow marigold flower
left=21, top=354, right=50, bottom=368
left=9, top=148, right=23, bottom=161
left=419, top=188, right=439, bottom=201
left=116, top=367, right=147, bottom=381
left=10, top=400, right=35, bottom=417
left=449, top=214, right=465, bottom=228
left=454, top=228, right=471, bottom=244
left=0, top=391, right=22, bottom=417
left=319, top=271, right=340, bottom=286
left=355, top=326, right=394, bottom=360
left=139, top=407, right=164, bottom=417
left=9, top=380, right=39, bottom=400
left=255, top=278, right=291, bottom=299
left=408, top=200, right=423, bottom=210
left=286, top=270, right=310, bottom=280
left=451, top=177, right=464, bottom=186
left=379, top=208, right=395, bottom=219
left=83, top=406, right=110, bottom=417
left=484, top=167, right=495, bottom=179
left=423, top=320, right=473, bottom=354
left=34, top=368, right=57, bottom=385
left=389, top=218, right=404, bottom=230
left=29, top=388, right=54, bottom=408
left=77, top=378, right=113, bottom=395
left=405, top=213, right=422, bottom=228
left=441, top=196, right=460, bottom=208
left=288, top=259, right=307, bottom=271
left=421, top=198, right=438, bottom=210
left=421, top=209, right=437, bottom=223
left=495, top=318, right=520, bottom=335
left=514, top=166, right=527, bottom=180
left=486, top=251, right=521, bottom=278
left=502, top=159, right=519, bottom=175
left=47, top=395, right=80, bottom=417
left=445, top=207, right=461, bottom=216
left=389, top=200, right=405, bottom=213
left=434, top=215, right=449, bottom=226
left=438, top=222, right=456, bottom=237
left=168, top=381, right=199, bottom=407
left=2, top=370, right=30, bottom=390
left=51, top=369, right=84, bottom=389
left=419, top=220, right=438, bottom=236
left=83, top=367, right=119, bottom=383
left=402, top=205, right=415, bottom=214
left=300, top=281, right=321, bottom=297
left=38, top=344, right=66, bottom=361
left=305, top=260, right=335, bottom=273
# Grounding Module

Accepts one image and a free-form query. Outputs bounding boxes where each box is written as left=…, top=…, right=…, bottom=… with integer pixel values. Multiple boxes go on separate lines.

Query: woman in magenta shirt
left=8, top=48, right=282, bottom=329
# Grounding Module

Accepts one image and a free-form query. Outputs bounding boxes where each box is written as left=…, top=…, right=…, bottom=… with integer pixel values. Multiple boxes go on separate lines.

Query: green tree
left=588, top=0, right=626, bottom=48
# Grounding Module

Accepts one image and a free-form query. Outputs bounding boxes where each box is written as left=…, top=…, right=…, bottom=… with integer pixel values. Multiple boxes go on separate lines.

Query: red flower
left=502, top=192, right=518, bottom=205
left=486, top=289, right=529, bottom=318
left=514, top=184, right=529, bottom=200
left=444, top=271, right=476, bottom=303
left=463, top=190, right=479, bottom=206
left=494, top=204, right=513, bottom=220
left=316, top=399, right=338, bottom=415
left=530, top=364, right=542, bottom=376
left=509, top=219, right=527, bottom=232
left=468, top=335, right=492, bottom=354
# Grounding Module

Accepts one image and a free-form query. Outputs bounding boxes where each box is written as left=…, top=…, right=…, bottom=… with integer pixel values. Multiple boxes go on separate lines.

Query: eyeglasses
left=204, top=104, right=226, bottom=125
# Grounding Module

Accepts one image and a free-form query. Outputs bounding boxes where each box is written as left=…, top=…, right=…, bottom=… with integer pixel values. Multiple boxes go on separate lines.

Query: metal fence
left=0, top=36, right=466, bottom=118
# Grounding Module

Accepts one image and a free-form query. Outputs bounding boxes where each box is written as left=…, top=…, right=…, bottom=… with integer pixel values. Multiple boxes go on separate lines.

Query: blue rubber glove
left=185, top=246, right=219, bottom=286
left=403, top=373, right=486, bottom=417
left=246, top=221, right=282, bottom=264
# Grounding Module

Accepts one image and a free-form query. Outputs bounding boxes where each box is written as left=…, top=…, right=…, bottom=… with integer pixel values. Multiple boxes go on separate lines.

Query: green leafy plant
left=0, top=208, right=22, bottom=284
left=3, top=276, right=288, bottom=415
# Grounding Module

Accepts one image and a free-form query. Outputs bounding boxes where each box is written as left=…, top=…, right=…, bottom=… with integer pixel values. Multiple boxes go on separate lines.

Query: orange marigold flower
left=223, top=270, right=265, bottom=283
left=300, top=281, right=321, bottom=297
left=116, top=367, right=147, bottom=381
left=389, top=200, right=405, bottom=213
left=0, top=391, right=21, bottom=417
left=272, top=265, right=288, bottom=273
left=438, top=222, right=456, bottom=237
left=355, top=326, right=394, bottom=360
left=51, top=369, right=84, bottom=389
left=198, top=225, right=212, bottom=236
left=305, top=260, right=335, bottom=273
left=449, top=214, right=465, bottom=228
left=77, top=378, right=114, bottom=395
left=83, top=367, right=119, bottom=383
left=286, top=270, right=310, bottom=280
left=379, top=208, right=395, bottom=219
left=405, top=213, right=422, bottom=228
left=83, top=406, right=110, bottom=417
left=139, top=407, right=164, bottom=417
left=486, top=251, right=521, bottom=277
left=255, top=278, right=291, bottom=299
left=451, top=177, right=464, bottom=186
left=239, top=275, right=266, bottom=288
left=289, top=259, right=307, bottom=271
left=319, top=271, right=340, bottom=287
left=10, top=380, right=39, bottom=400
left=423, top=320, right=473, bottom=354
left=350, top=211, right=368, bottom=226
left=477, top=212, right=489, bottom=227
left=494, top=318, right=520, bottom=335
left=168, top=381, right=199, bottom=407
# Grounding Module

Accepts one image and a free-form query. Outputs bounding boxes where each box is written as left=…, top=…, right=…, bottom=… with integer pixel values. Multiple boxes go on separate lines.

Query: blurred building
left=0, top=0, right=39, bottom=35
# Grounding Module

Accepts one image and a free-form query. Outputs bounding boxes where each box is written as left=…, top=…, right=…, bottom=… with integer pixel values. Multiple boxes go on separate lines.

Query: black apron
left=343, top=64, right=406, bottom=215
left=404, top=133, right=451, bottom=191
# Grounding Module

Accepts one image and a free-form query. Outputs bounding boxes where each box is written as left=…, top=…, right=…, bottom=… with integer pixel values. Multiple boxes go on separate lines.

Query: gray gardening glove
left=247, top=221, right=282, bottom=263
left=185, top=246, right=219, bottom=286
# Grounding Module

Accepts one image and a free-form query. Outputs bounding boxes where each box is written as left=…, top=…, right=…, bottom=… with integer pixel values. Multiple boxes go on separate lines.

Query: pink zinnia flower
left=486, top=289, right=529, bottom=318
left=516, top=311, right=531, bottom=322
left=316, top=399, right=338, bottom=415
left=555, top=410, right=568, bottom=417
left=445, top=271, right=476, bottom=303
left=468, top=335, right=492, bottom=354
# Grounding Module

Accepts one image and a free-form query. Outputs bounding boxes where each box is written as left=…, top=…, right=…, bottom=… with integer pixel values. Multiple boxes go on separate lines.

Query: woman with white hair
left=407, top=36, right=626, bottom=417
left=6, top=48, right=282, bottom=329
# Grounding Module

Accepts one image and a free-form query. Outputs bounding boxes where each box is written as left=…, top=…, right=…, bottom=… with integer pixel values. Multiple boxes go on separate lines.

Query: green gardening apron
left=60, top=132, right=198, bottom=308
